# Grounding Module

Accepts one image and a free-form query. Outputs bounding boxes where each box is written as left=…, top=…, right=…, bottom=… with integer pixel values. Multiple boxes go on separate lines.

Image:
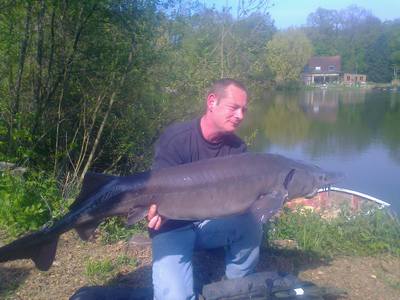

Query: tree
left=0, top=0, right=169, bottom=184
left=304, top=5, right=386, bottom=76
left=0, top=0, right=278, bottom=192
left=306, top=7, right=340, bottom=55
left=266, top=29, right=313, bottom=83
left=365, top=34, right=392, bottom=82
left=386, top=19, right=400, bottom=80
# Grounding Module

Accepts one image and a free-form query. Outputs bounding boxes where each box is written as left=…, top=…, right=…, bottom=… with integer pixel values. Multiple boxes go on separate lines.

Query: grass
left=0, top=281, right=19, bottom=300
left=85, top=259, right=115, bottom=284
left=84, top=255, right=138, bottom=285
left=378, top=271, right=400, bottom=291
left=98, top=217, right=147, bottom=244
left=267, top=207, right=400, bottom=258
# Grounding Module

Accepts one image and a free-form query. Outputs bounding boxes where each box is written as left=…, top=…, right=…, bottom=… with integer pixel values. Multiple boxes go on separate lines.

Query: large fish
left=0, top=153, right=341, bottom=271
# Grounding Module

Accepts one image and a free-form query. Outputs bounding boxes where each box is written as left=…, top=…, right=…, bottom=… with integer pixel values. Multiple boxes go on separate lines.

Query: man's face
left=211, top=85, right=248, bottom=133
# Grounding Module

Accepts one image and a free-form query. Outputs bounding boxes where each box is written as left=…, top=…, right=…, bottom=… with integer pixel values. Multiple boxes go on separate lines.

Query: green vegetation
left=85, top=258, right=115, bottom=284
left=266, top=29, right=313, bottom=85
left=99, top=217, right=147, bottom=245
left=379, top=272, right=400, bottom=291
left=1, top=1, right=398, bottom=187
left=267, top=208, right=400, bottom=257
left=84, top=255, right=137, bottom=285
left=0, top=171, right=65, bottom=240
left=306, top=6, right=400, bottom=83
left=0, top=281, right=19, bottom=300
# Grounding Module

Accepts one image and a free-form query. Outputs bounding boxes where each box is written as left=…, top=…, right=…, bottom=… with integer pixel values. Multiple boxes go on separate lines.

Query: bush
left=0, top=171, right=64, bottom=240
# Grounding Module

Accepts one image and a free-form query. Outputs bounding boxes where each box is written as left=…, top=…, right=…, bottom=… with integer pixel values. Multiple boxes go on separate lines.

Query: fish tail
left=0, top=232, right=60, bottom=271
left=30, top=236, right=59, bottom=271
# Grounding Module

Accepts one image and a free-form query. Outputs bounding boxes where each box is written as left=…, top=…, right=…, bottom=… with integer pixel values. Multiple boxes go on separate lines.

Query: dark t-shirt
left=149, top=118, right=247, bottom=236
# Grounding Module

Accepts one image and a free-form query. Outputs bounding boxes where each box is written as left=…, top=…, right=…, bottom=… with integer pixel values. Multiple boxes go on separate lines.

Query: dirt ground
left=0, top=231, right=399, bottom=300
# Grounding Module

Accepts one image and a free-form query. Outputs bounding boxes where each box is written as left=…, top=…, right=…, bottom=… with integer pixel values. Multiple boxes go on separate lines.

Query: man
left=148, top=78, right=263, bottom=300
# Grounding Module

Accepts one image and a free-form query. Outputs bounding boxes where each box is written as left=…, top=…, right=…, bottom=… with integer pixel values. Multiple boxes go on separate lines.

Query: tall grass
left=267, top=207, right=400, bottom=257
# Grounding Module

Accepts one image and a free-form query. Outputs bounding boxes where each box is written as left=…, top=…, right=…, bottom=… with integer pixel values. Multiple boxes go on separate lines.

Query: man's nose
left=235, top=108, right=244, bottom=120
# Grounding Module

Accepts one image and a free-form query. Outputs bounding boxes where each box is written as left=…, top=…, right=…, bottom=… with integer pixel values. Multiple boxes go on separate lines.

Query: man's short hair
left=207, top=78, right=248, bottom=101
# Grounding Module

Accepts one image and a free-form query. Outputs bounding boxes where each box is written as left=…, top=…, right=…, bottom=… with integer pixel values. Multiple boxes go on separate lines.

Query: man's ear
left=207, top=93, right=217, bottom=111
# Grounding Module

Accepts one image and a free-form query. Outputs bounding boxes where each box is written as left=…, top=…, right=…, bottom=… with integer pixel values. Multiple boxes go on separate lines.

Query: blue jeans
left=151, top=213, right=263, bottom=300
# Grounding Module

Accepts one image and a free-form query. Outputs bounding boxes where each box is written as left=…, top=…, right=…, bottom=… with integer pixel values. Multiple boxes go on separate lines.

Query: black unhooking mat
left=69, top=271, right=346, bottom=300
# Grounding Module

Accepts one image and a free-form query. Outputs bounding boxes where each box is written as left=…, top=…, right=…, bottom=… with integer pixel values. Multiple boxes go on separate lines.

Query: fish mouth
left=305, top=171, right=344, bottom=198
left=305, top=185, right=332, bottom=199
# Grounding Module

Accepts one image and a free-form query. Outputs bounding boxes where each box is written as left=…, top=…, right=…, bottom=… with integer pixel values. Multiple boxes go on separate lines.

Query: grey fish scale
left=154, top=175, right=266, bottom=220
left=98, top=155, right=267, bottom=221
left=146, top=153, right=264, bottom=191
left=137, top=154, right=292, bottom=220
left=94, top=154, right=296, bottom=220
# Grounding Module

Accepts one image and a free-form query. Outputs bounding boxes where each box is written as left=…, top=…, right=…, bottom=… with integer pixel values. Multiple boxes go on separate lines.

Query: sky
left=207, top=0, right=400, bottom=29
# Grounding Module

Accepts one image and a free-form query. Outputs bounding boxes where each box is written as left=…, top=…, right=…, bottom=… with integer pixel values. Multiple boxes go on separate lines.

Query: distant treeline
left=305, top=6, right=400, bottom=83
left=0, top=1, right=399, bottom=190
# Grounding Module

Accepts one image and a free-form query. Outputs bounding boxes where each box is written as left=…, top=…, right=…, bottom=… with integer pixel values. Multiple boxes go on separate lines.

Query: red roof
left=306, top=56, right=341, bottom=74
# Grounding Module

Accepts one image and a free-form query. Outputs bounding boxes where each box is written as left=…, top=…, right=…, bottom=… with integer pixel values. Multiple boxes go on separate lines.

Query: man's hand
left=147, top=204, right=164, bottom=230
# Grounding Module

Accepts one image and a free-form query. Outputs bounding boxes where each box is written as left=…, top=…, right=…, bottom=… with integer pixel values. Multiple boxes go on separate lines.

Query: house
left=342, top=73, right=367, bottom=85
left=302, top=56, right=341, bottom=85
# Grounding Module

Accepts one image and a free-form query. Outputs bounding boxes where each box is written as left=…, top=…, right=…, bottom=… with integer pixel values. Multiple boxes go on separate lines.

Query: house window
left=347, top=76, right=350, bottom=81
left=315, top=66, right=321, bottom=71
left=359, top=76, right=363, bottom=81
left=328, top=65, right=335, bottom=71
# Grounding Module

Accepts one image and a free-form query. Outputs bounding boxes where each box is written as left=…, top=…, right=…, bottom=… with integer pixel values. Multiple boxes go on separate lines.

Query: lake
left=240, top=88, right=400, bottom=213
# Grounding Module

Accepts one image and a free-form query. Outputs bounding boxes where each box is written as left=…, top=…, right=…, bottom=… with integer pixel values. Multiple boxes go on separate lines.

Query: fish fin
left=283, top=169, right=295, bottom=190
left=250, top=191, right=288, bottom=223
left=31, top=237, right=59, bottom=271
left=127, top=208, right=148, bottom=226
left=70, top=172, right=117, bottom=211
left=75, top=220, right=102, bottom=241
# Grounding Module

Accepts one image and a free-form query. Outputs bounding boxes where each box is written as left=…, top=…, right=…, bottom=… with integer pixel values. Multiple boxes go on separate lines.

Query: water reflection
left=301, top=89, right=340, bottom=123
left=241, top=88, right=400, bottom=212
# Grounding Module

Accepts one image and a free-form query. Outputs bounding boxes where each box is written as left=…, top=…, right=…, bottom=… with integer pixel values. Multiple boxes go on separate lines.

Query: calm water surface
left=240, top=88, right=400, bottom=213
